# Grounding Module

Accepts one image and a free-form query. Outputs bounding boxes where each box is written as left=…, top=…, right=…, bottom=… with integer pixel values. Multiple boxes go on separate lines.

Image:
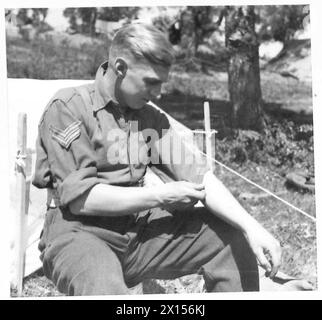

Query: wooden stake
left=204, top=101, right=213, bottom=171
left=15, top=113, right=28, bottom=296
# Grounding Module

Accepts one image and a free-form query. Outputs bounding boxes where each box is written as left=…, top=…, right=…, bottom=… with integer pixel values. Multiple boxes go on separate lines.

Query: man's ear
left=114, top=58, right=128, bottom=78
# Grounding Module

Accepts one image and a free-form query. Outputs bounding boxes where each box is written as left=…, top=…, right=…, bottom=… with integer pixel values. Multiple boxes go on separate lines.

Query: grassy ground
left=7, top=35, right=316, bottom=296
left=6, top=35, right=108, bottom=80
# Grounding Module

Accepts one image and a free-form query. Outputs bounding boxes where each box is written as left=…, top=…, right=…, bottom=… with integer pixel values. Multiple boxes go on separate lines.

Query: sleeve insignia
left=50, top=121, right=82, bottom=149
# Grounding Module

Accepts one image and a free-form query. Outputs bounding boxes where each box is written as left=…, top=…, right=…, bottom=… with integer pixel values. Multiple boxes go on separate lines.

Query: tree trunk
left=89, top=8, right=97, bottom=37
left=225, top=6, right=265, bottom=131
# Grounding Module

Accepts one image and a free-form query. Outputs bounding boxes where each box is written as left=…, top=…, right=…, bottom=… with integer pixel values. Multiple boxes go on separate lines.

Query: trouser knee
left=42, top=232, right=129, bottom=296
left=63, top=266, right=129, bottom=296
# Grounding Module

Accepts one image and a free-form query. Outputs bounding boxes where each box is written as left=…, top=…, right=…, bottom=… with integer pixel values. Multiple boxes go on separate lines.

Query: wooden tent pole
left=204, top=101, right=213, bottom=172
left=15, top=113, right=28, bottom=296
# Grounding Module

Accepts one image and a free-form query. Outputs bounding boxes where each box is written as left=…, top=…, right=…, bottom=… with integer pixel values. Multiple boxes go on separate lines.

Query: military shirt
left=33, top=62, right=209, bottom=209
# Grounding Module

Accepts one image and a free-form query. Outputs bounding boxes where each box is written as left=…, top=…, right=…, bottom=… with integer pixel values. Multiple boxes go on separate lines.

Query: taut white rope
left=148, top=100, right=316, bottom=223
left=200, top=149, right=316, bottom=223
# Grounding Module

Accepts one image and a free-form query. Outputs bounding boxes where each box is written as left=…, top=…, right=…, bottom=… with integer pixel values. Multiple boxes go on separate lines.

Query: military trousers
left=39, top=205, right=259, bottom=295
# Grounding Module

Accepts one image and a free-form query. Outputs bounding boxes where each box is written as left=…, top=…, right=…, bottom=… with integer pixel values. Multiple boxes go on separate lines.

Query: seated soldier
left=33, top=23, right=282, bottom=295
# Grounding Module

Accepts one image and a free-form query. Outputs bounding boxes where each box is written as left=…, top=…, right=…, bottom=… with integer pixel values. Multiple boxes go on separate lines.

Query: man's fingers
left=269, top=265, right=278, bottom=279
left=269, top=258, right=280, bottom=279
left=184, top=182, right=205, bottom=191
left=185, top=183, right=205, bottom=200
left=193, top=184, right=205, bottom=191
left=256, top=250, right=272, bottom=274
left=189, top=190, right=206, bottom=201
left=267, top=245, right=282, bottom=279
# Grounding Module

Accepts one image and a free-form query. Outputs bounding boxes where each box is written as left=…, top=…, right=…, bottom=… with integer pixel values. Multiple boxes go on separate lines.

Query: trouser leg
left=197, top=222, right=259, bottom=292
left=41, top=231, right=129, bottom=296
left=124, top=207, right=259, bottom=292
left=195, top=207, right=259, bottom=292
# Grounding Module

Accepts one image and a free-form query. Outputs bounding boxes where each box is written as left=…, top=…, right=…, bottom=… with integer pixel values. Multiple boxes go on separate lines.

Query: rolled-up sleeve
left=33, top=95, right=100, bottom=207
left=149, top=108, right=210, bottom=184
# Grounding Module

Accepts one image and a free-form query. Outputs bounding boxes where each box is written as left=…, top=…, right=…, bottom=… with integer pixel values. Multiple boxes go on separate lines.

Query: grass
left=7, top=34, right=316, bottom=296
left=215, top=163, right=316, bottom=285
left=11, top=270, right=63, bottom=297
left=6, top=35, right=109, bottom=79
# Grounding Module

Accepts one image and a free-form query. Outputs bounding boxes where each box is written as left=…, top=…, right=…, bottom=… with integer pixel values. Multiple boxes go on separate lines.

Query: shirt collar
left=93, top=61, right=114, bottom=113
left=93, top=60, right=137, bottom=117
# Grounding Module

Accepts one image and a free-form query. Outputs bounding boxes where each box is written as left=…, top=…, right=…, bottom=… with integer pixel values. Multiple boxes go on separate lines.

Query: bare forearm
left=202, top=171, right=259, bottom=233
left=69, top=183, right=162, bottom=216
left=202, top=171, right=282, bottom=277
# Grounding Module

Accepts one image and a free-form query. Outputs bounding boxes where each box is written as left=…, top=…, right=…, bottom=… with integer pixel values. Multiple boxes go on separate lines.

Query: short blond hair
left=109, top=23, right=175, bottom=67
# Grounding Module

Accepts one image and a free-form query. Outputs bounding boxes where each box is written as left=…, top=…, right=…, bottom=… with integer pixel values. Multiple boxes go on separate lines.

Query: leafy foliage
left=97, top=7, right=140, bottom=22
left=63, top=7, right=140, bottom=35
left=215, top=119, right=314, bottom=178
left=63, top=7, right=97, bottom=35
left=256, top=5, right=309, bottom=42
left=16, top=8, right=48, bottom=26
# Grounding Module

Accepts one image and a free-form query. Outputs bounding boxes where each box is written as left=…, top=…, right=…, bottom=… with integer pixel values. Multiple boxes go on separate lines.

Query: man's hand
left=243, top=223, right=282, bottom=279
left=157, top=181, right=206, bottom=211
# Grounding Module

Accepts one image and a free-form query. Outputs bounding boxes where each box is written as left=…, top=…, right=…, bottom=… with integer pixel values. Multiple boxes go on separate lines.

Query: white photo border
left=1, top=0, right=321, bottom=300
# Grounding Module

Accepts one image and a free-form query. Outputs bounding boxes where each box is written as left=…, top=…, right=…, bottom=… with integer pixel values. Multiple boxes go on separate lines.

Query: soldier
left=33, top=23, right=281, bottom=295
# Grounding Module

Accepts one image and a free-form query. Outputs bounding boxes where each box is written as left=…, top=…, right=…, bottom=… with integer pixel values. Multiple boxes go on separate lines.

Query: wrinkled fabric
left=33, top=61, right=208, bottom=208
left=40, top=206, right=259, bottom=295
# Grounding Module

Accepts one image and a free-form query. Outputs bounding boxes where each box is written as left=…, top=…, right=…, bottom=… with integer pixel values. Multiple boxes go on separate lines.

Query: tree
left=224, top=6, right=265, bottom=131
left=14, top=8, right=52, bottom=40
left=167, top=6, right=220, bottom=71
left=97, top=7, right=140, bottom=22
left=258, top=5, right=308, bottom=43
left=63, top=7, right=140, bottom=35
left=16, top=8, right=48, bottom=26
left=79, top=7, right=97, bottom=35
left=32, top=8, right=48, bottom=24
left=166, top=6, right=264, bottom=130
left=167, top=5, right=309, bottom=130
left=63, top=8, right=78, bottom=32
left=63, top=7, right=97, bottom=35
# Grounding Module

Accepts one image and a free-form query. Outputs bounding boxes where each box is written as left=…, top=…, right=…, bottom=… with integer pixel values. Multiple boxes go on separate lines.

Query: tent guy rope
left=201, top=150, right=316, bottom=223
left=149, top=100, right=316, bottom=223
left=200, top=101, right=316, bottom=223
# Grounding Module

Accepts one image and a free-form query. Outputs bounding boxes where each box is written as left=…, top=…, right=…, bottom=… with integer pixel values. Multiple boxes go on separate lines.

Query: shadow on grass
left=158, top=93, right=313, bottom=135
